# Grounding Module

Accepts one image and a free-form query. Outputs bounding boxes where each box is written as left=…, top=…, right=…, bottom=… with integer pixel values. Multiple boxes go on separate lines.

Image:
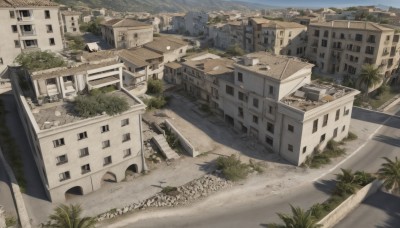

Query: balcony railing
left=21, top=30, right=36, bottom=36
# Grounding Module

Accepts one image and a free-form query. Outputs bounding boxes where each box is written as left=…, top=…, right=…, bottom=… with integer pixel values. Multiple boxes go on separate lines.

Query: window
left=14, top=40, right=20, bottom=48
left=226, top=85, right=234, bottom=96
left=252, top=115, right=258, bottom=124
left=49, top=38, right=55, bottom=46
left=123, top=148, right=132, bottom=158
left=81, top=164, right=91, bottom=174
left=322, top=114, right=328, bottom=127
left=238, top=92, right=246, bottom=101
left=253, top=98, right=259, bottom=108
left=312, top=119, right=318, bottom=133
left=269, top=86, right=274, bottom=95
left=237, top=72, right=243, bottom=82
left=302, top=146, right=307, bottom=154
left=268, top=105, right=273, bottom=114
left=288, top=124, right=294, bottom=132
left=333, top=128, right=338, bottom=138
left=45, top=10, right=50, bottom=19
left=56, top=154, right=68, bottom=165
left=335, top=109, right=340, bottom=121
left=367, top=35, right=375, bottom=43
left=103, top=156, right=112, bottom=166
left=121, top=118, right=129, bottom=126
left=101, top=125, right=109, bottom=133
left=122, top=133, right=131, bottom=142
left=24, top=39, right=37, bottom=48
left=102, top=140, right=110, bottom=149
left=59, top=171, right=70, bottom=181
left=9, top=10, right=15, bottom=18
left=79, top=147, right=89, bottom=157
left=46, top=24, right=53, bottom=33
left=267, top=122, right=274, bottom=134
left=53, top=138, right=65, bottom=148
left=323, top=30, right=328, bottom=37
left=77, top=131, right=87, bottom=140
left=266, top=136, right=273, bottom=146
left=238, top=107, right=243, bottom=118
left=0, top=58, right=3, bottom=65
left=321, top=39, right=327, bottom=47
left=342, top=126, right=346, bottom=132
left=365, top=46, right=374, bottom=55
left=314, top=30, right=320, bottom=37
left=320, top=134, right=326, bottom=143
left=355, top=34, right=363, bottom=42
left=11, top=25, right=17, bottom=33
left=344, top=107, right=350, bottom=116
left=288, top=144, right=293, bottom=152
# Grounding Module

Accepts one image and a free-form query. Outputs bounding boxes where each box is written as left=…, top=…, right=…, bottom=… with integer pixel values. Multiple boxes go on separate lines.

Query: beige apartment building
left=100, top=18, right=153, bottom=49
left=182, top=52, right=359, bottom=165
left=11, top=52, right=146, bottom=202
left=0, top=0, right=64, bottom=72
left=245, top=18, right=308, bottom=58
left=306, top=20, right=400, bottom=82
left=61, top=10, right=81, bottom=34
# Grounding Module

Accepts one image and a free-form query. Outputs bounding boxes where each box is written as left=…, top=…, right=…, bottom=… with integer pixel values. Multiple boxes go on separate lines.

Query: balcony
left=21, top=29, right=36, bottom=36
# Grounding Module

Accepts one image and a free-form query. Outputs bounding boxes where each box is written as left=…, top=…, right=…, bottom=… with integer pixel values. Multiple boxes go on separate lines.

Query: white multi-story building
left=182, top=52, right=359, bottom=165
left=306, top=20, right=400, bottom=83
left=0, top=0, right=64, bottom=72
left=61, top=10, right=81, bottom=34
left=11, top=51, right=147, bottom=202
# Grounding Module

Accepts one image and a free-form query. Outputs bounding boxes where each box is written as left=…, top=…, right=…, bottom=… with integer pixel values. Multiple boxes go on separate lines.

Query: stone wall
left=0, top=205, right=5, bottom=228
left=318, top=180, right=383, bottom=228
left=164, top=119, right=198, bottom=157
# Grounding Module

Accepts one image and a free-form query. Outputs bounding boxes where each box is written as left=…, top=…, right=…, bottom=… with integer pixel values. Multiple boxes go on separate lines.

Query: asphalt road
left=120, top=107, right=400, bottom=228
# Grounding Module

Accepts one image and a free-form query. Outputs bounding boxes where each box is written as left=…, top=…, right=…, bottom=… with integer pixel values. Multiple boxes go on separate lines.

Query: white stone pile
left=97, top=174, right=232, bottom=221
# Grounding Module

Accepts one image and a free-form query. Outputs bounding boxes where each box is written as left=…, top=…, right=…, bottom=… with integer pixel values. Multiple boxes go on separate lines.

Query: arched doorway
left=101, top=172, right=117, bottom=186
left=65, top=186, right=83, bottom=200
left=125, top=164, right=138, bottom=181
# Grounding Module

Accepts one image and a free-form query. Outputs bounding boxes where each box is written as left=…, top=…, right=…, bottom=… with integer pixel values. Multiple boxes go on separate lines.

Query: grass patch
left=145, top=96, right=168, bottom=110
left=161, top=186, right=179, bottom=196
left=5, top=214, right=17, bottom=227
left=304, top=139, right=347, bottom=169
left=343, top=132, right=358, bottom=141
left=0, top=99, right=26, bottom=192
left=15, top=51, right=66, bottom=71
left=249, top=159, right=264, bottom=173
left=216, top=154, right=250, bottom=181
left=368, top=87, right=400, bottom=109
left=74, top=93, right=129, bottom=118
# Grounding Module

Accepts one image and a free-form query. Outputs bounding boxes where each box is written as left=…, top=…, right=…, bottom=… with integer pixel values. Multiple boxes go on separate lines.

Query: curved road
left=115, top=107, right=400, bottom=228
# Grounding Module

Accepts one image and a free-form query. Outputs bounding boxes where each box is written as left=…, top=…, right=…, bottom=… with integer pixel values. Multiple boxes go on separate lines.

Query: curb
left=0, top=147, right=31, bottom=228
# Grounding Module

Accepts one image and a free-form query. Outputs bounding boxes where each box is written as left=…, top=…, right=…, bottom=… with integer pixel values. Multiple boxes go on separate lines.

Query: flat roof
left=310, top=20, right=393, bottom=32
left=281, top=81, right=359, bottom=112
left=235, top=52, right=313, bottom=81
left=165, top=62, right=182, bottom=69
left=144, top=37, right=188, bottom=54
left=183, top=58, right=235, bottom=76
left=100, top=18, right=152, bottom=28
left=32, top=90, right=140, bottom=130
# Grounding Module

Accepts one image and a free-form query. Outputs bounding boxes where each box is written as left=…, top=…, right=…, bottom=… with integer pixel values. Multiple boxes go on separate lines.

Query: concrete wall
left=0, top=206, right=5, bottom=228
left=318, top=180, right=383, bottom=228
left=164, top=119, right=198, bottom=157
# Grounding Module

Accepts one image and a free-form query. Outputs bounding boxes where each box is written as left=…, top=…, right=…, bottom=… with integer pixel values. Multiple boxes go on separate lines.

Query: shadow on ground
left=352, top=107, right=400, bottom=128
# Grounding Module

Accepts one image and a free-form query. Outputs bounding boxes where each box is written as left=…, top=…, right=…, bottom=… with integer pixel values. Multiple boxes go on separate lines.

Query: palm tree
left=274, top=205, right=322, bottom=228
left=334, top=169, right=357, bottom=196
left=377, top=157, right=400, bottom=194
left=335, top=168, right=355, bottom=184
left=43, top=204, right=96, bottom=228
left=357, top=64, right=382, bottom=98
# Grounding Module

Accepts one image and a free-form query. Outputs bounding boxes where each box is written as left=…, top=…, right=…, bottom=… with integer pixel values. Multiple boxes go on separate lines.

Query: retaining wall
left=0, top=206, right=5, bottom=228
left=164, top=119, right=198, bottom=157
left=318, top=179, right=383, bottom=228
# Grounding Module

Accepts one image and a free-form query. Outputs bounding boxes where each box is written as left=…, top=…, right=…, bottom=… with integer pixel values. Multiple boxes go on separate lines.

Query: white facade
left=11, top=53, right=147, bottom=202
left=61, top=11, right=81, bottom=34
left=0, top=1, right=64, bottom=72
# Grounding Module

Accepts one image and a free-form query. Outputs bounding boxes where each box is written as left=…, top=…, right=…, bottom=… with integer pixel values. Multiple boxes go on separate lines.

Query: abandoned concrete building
left=11, top=52, right=147, bottom=202
left=182, top=52, right=359, bottom=165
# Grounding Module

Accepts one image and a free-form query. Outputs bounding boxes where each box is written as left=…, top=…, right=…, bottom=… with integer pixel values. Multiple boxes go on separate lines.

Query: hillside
left=55, top=0, right=262, bottom=13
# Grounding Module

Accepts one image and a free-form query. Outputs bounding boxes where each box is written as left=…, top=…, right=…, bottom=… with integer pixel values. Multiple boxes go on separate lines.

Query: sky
left=231, top=0, right=400, bottom=8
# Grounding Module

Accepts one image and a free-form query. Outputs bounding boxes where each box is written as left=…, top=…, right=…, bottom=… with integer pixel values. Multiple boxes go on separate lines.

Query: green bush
left=216, top=154, right=250, bottom=181
left=65, top=34, right=86, bottom=50
left=161, top=186, right=178, bottom=196
left=15, top=51, right=66, bottom=71
left=226, top=44, right=245, bottom=56
left=5, top=215, right=17, bottom=227
left=75, top=93, right=129, bottom=118
left=147, top=79, right=163, bottom=95
left=309, top=153, right=331, bottom=168
left=146, top=96, right=167, bottom=110
left=344, top=132, right=358, bottom=141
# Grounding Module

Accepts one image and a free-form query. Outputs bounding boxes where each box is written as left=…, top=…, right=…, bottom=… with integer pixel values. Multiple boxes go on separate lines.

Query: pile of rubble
left=97, top=174, right=232, bottom=221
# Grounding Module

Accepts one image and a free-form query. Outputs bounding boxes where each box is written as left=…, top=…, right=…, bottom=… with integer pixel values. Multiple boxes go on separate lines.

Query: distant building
left=245, top=18, right=308, bottom=58
left=208, top=21, right=245, bottom=50
left=182, top=52, right=360, bottom=165
left=306, top=20, right=400, bottom=84
left=61, top=11, right=81, bottom=34
left=0, top=0, right=64, bottom=72
left=11, top=51, right=147, bottom=202
left=172, top=12, right=208, bottom=36
left=100, top=18, right=153, bottom=49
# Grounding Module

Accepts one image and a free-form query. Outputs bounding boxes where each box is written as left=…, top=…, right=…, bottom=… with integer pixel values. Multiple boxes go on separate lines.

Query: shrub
left=74, top=93, right=129, bottom=118
left=147, top=79, right=163, bottom=95
left=345, top=132, right=358, bottom=141
left=354, top=171, right=375, bottom=186
left=146, top=96, right=167, bottom=110
left=65, top=34, right=85, bottom=50
left=249, top=159, right=264, bottom=173
left=15, top=51, right=66, bottom=71
left=216, top=154, right=250, bottom=181
left=226, top=44, right=245, bottom=56
left=309, top=153, right=331, bottom=168
left=161, top=186, right=178, bottom=196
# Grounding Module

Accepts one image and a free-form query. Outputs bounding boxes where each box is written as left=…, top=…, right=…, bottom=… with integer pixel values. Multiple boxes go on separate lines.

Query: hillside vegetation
left=55, top=0, right=257, bottom=13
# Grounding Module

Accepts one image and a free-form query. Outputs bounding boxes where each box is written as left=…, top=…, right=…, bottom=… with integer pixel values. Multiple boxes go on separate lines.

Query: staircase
left=152, top=134, right=180, bottom=160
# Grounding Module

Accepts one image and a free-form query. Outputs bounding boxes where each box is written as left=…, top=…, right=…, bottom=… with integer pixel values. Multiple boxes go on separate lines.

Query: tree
left=226, top=44, right=245, bottom=56
left=147, top=79, right=163, bottom=95
left=271, top=205, right=322, bottom=228
left=335, top=168, right=355, bottom=184
left=334, top=169, right=358, bottom=196
left=43, top=204, right=96, bottom=228
left=357, top=64, right=382, bottom=97
left=378, top=157, right=400, bottom=194
left=15, top=51, right=66, bottom=71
